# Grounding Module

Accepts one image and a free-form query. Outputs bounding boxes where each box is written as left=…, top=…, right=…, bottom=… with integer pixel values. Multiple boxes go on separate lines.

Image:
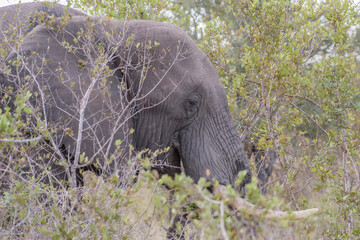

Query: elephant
left=0, top=5, right=318, bottom=238
left=0, top=3, right=275, bottom=192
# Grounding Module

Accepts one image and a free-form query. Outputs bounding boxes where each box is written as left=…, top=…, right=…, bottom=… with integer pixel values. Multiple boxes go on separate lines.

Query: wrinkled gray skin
left=0, top=2, right=85, bottom=44
left=0, top=3, right=87, bottom=186
left=0, top=3, right=271, bottom=191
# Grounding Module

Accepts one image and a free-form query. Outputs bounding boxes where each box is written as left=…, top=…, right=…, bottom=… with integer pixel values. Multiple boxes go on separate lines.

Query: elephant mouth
left=154, top=146, right=182, bottom=178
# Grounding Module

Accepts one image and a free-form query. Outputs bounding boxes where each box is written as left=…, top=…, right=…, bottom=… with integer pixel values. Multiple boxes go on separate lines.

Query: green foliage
left=69, top=0, right=180, bottom=21
left=2, top=0, right=360, bottom=238
left=191, top=0, right=360, bottom=238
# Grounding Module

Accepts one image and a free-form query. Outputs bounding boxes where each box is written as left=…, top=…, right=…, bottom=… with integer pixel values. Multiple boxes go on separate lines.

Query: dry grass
left=82, top=170, right=168, bottom=239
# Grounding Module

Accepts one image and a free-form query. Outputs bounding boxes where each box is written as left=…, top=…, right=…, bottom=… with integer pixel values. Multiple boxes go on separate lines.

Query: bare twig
left=289, top=101, right=328, bottom=136
left=284, top=93, right=323, bottom=110
left=0, top=135, right=42, bottom=143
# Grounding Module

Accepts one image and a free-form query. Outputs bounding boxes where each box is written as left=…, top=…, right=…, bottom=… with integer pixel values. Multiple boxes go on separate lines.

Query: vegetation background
left=1, top=0, right=360, bottom=239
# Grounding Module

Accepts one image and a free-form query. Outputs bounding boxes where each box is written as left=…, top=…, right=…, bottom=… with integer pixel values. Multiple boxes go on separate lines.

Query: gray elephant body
left=1, top=3, right=253, bottom=188
left=0, top=2, right=85, bottom=45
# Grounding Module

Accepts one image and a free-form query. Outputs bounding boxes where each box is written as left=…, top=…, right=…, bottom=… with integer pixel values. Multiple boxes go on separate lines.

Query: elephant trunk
left=179, top=106, right=251, bottom=188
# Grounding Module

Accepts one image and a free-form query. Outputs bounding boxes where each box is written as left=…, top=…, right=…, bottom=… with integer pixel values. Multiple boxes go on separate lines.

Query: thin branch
left=289, top=101, right=328, bottom=136
left=214, top=63, right=261, bottom=86
left=293, top=176, right=314, bottom=194
left=0, top=135, right=42, bottom=143
left=284, top=93, right=323, bottom=111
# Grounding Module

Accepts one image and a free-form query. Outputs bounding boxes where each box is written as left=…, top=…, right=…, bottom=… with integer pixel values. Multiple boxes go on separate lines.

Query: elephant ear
left=4, top=17, right=135, bottom=177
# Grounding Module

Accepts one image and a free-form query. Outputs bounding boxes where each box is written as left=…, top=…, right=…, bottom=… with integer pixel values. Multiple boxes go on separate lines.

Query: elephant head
left=124, top=20, right=251, bottom=187
left=2, top=13, right=251, bottom=189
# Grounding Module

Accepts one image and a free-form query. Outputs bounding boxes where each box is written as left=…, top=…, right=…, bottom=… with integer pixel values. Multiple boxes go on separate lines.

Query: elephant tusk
left=213, top=185, right=319, bottom=220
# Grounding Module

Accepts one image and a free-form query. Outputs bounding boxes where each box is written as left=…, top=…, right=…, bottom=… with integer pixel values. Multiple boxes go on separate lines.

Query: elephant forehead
left=149, top=62, right=225, bottom=105
left=128, top=20, right=193, bottom=43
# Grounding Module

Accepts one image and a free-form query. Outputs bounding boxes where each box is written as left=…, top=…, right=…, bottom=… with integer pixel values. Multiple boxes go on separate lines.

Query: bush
left=1, top=0, right=360, bottom=239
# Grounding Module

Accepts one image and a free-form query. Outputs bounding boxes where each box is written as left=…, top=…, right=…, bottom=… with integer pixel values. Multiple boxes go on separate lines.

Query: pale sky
left=2, top=0, right=360, bottom=8
left=0, top=0, right=68, bottom=7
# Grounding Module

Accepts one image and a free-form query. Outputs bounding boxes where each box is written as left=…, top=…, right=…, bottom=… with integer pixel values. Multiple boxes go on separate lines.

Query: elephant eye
left=188, top=99, right=197, bottom=106
left=185, top=99, right=199, bottom=117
